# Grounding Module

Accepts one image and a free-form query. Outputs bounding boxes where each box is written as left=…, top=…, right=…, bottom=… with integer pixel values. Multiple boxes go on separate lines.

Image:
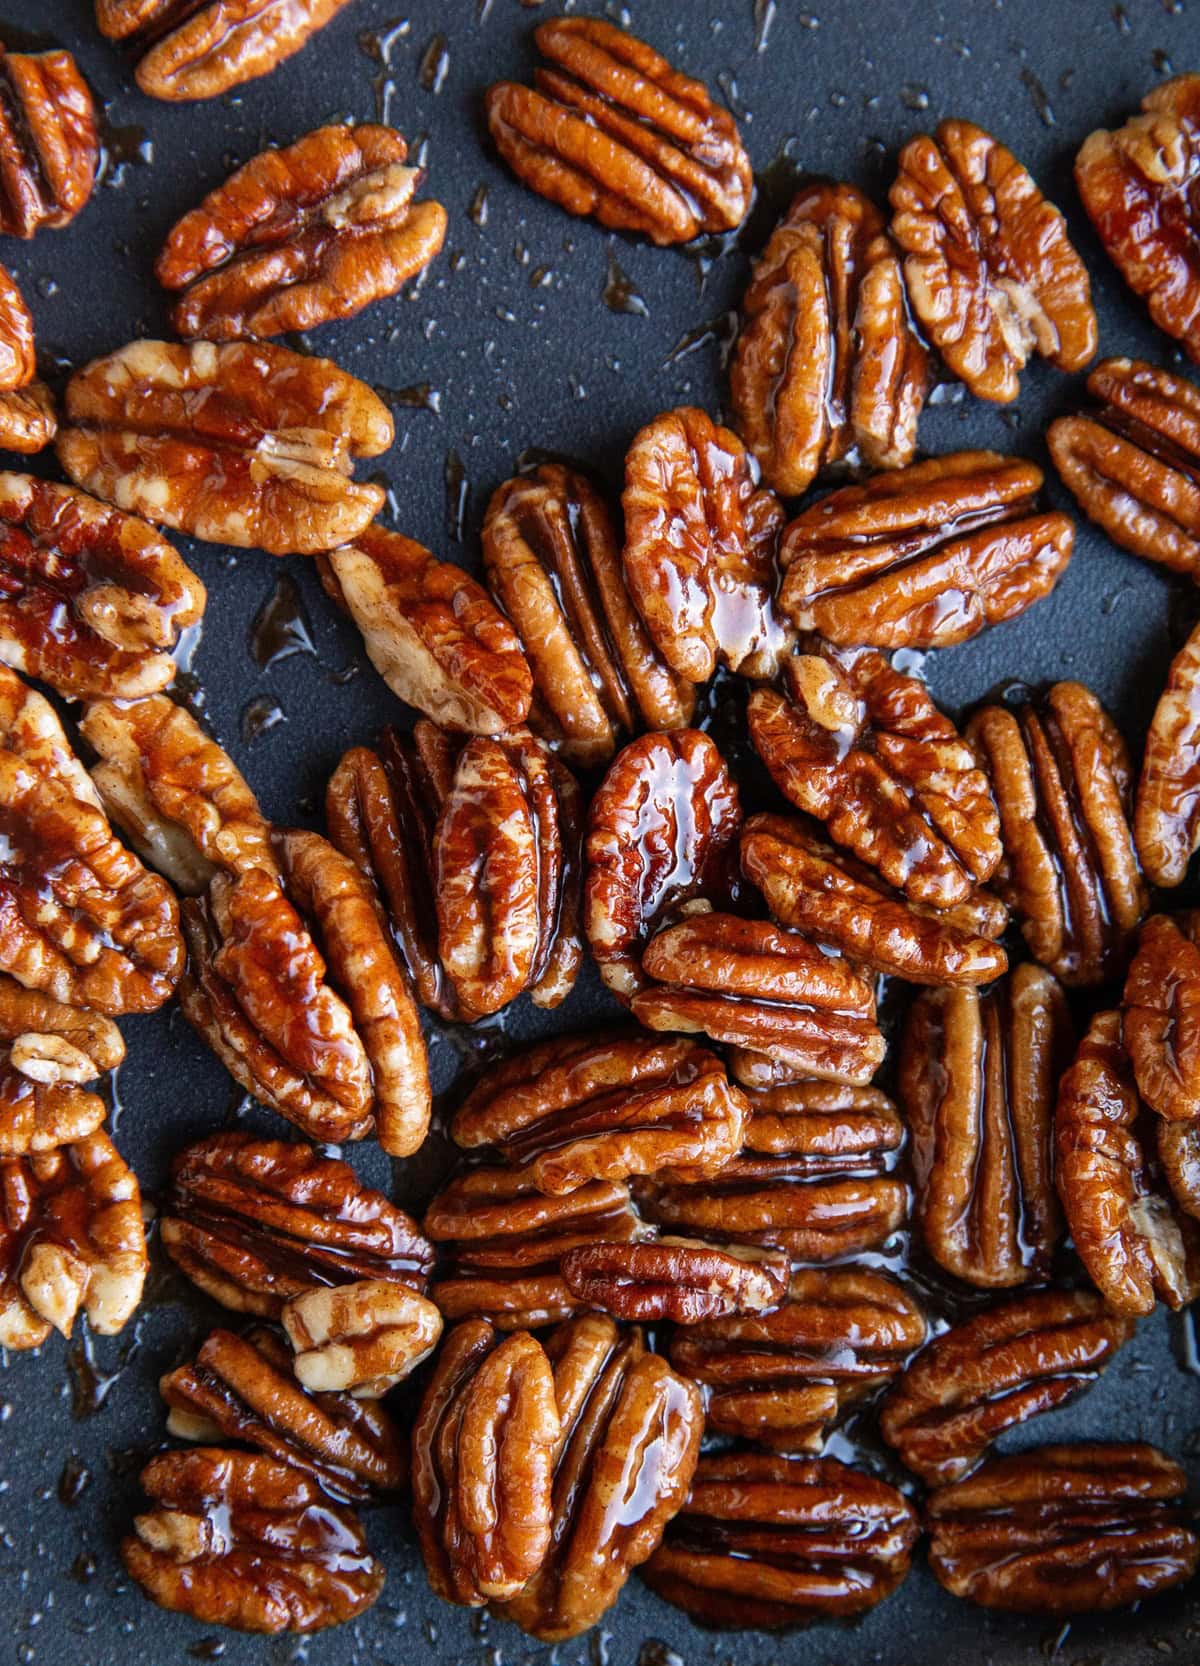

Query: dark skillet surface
left=4, top=1, right=1200, bottom=1662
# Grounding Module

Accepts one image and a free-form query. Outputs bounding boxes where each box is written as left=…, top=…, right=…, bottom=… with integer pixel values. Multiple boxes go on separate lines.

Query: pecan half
left=484, top=18, right=751, bottom=245
left=283, top=1280, right=442, bottom=1398
left=1137, top=620, right=1200, bottom=885
left=560, top=1236, right=789, bottom=1324
left=968, top=683, right=1147, bottom=985
left=0, top=263, right=33, bottom=392
left=890, top=119, right=1096, bottom=401
left=926, top=1443, right=1199, bottom=1615
left=1158, top=1116, right=1200, bottom=1220
left=0, top=381, right=56, bottom=456
left=0, top=977, right=122, bottom=1158
left=158, top=123, right=446, bottom=340
left=122, top=1448, right=383, bottom=1633
left=731, top=181, right=928, bottom=496
left=0, top=42, right=96, bottom=238
left=1123, top=913, right=1200, bottom=1122
left=643, top=1452, right=918, bottom=1628
left=57, top=339, right=392, bottom=556
left=622, top=407, right=788, bottom=683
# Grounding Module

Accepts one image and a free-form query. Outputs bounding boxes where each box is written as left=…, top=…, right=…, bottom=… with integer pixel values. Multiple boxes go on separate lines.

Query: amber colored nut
left=0, top=264, right=34, bottom=394
left=643, top=1451, right=919, bottom=1629
left=1123, top=913, right=1200, bottom=1122
left=281, top=1279, right=442, bottom=1398
left=1158, top=1117, right=1200, bottom=1220
left=926, top=1442, right=1199, bottom=1616
left=0, top=382, right=55, bottom=455
left=560, top=1236, right=789, bottom=1325
left=57, top=339, right=392, bottom=556
left=0, top=977, right=122, bottom=1158
left=122, top=1447, right=383, bottom=1634
left=1138, top=623, right=1200, bottom=887
left=0, top=43, right=97, bottom=238
left=890, top=118, right=1096, bottom=402
left=585, top=729, right=741, bottom=1000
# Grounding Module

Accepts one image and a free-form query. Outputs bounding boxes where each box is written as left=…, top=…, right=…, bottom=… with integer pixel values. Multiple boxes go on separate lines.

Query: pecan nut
left=0, top=381, right=56, bottom=456
left=730, top=181, right=928, bottom=496
left=484, top=17, right=751, bottom=245
left=643, top=1452, right=919, bottom=1628
left=122, top=1448, right=383, bottom=1633
left=1123, top=913, right=1200, bottom=1122
left=926, top=1443, right=1199, bottom=1615
left=0, top=977, right=122, bottom=1158
left=1137, top=620, right=1200, bottom=885
left=889, top=118, right=1096, bottom=401
left=560, top=1236, right=789, bottom=1324
left=158, top=123, right=446, bottom=340
left=57, top=339, right=392, bottom=555
left=0, top=42, right=96, bottom=238
left=282, top=1280, right=441, bottom=1398
left=0, top=263, right=33, bottom=392
left=1158, top=1116, right=1200, bottom=1220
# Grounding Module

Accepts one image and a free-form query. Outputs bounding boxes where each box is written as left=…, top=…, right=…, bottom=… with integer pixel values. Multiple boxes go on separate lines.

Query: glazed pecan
left=482, top=462, right=693, bottom=767
left=670, top=1267, right=926, bottom=1454
left=57, top=339, right=392, bottom=556
left=778, top=452, right=1072, bottom=650
left=1158, top=1116, right=1200, bottom=1220
left=0, top=381, right=56, bottom=456
left=0, top=42, right=96, bottom=238
left=560, top=1236, right=789, bottom=1325
left=585, top=729, right=741, bottom=999
left=1139, top=626, right=1200, bottom=898
left=451, top=1031, right=747, bottom=1195
left=1123, top=913, right=1200, bottom=1122
left=890, top=119, right=1096, bottom=401
left=283, top=1280, right=442, bottom=1398
left=881, top=1289, right=1134, bottom=1488
left=0, top=978, right=122, bottom=1158
left=161, top=1132, right=433, bottom=1318
left=500, top=1314, right=703, bottom=1641
left=158, top=123, right=446, bottom=340
left=751, top=643, right=1001, bottom=908
left=969, top=682, right=1147, bottom=985
left=0, top=1127, right=144, bottom=1350
left=731, top=181, right=928, bottom=496
left=926, top=1443, right=1199, bottom=1615
left=643, top=1453, right=918, bottom=1629
left=412, top=1320, right=560, bottom=1606
left=122, top=1448, right=382, bottom=1633
left=0, top=263, right=33, bottom=392
left=484, top=17, right=751, bottom=245
left=96, top=0, right=355, bottom=103
left=900, top=964, right=1071, bottom=1287
left=1076, top=76, right=1200, bottom=362
left=0, top=271, right=51, bottom=451
left=622, top=407, right=788, bottom=683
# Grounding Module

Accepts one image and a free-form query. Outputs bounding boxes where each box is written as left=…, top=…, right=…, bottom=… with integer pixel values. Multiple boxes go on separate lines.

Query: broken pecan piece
left=1137, top=620, right=1200, bottom=885
left=926, top=1443, right=1199, bottom=1615
left=0, top=977, right=122, bottom=1158
left=283, top=1280, right=441, bottom=1398
left=485, top=17, right=750, bottom=245
left=57, top=339, right=392, bottom=556
left=0, top=41, right=96, bottom=238
left=890, top=119, right=1096, bottom=401
left=560, top=1236, right=789, bottom=1324
left=1123, top=913, right=1200, bottom=1122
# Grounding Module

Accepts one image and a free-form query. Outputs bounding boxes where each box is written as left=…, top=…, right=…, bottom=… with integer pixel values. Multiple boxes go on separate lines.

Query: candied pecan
left=622, top=407, right=788, bottom=683
left=122, top=1448, right=383, bottom=1633
left=0, top=42, right=96, bottom=238
left=890, top=119, right=1096, bottom=401
left=451, top=1031, right=747, bottom=1195
left=161, top=1132, right=432, bottom=1318
left=926, top=1443, right=1199, bottom=1615
left=1137, top=621, right=1200, bottom=886
left=0, top=1127, right=144, bottom=1350
left=283, top=1280, right=442, bottom=1398
left=1123, top=913, right=1200, bottom=1122
left=0, top=263, right=33, bottom=392
left=670, top=1267, right=925, bottom=1454
left=500, top=1313, right=703, bottom=1641
left=731, top=181, right=928, bottom=496
left=1158, top=1116, right=1200, bottom=1220
left=969, top=682, right=1147, bottom=985
left=560, top=1236, right=789, bottom=1325
left=0, top=978, right=122, bottom=1158
left=482, top=462, right=693, bottom=767
left=57, top=339, right=392, bottom=556
left=0, top=381, right=56, bottom=456
left=900, top=964, right=1071, bottom=1288
left=1076, top=77, right=1200, bottom=362
left=485, top=17, right=750, bottom=246
left=1056, top=1010, right=1200, bottom=1315
left=643, top=1452, right=918, bottom=1629
left=585, top=729, right=741, bottom=999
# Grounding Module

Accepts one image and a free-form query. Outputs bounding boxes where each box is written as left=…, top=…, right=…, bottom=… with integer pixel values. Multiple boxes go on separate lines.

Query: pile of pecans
left=6, top=3, right=1200, bottom=1645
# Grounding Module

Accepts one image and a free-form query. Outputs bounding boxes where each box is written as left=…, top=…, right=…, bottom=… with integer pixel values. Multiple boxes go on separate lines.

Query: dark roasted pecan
left=1076, top=77, right=1200, bottom=362
left=670, top=1267, right=925, bottom=1453
left=0, top=42, right=96, bottom=237
left=0, top=977, right=122, bottom=1158
left=412, top=1319, right=560, bottom=1606
left=0, top=263, right=33, bottom=392
left=1123, top=913, right=1200, bottom=1122
left=57, top=339, right=392, bottom=556
left=484, top=17, right=751, bottom=245
left=969, top=682, right=1148, bottom=985
left=283, top=1280, right=442, bottom=1398
left=731, top=181, right=928, bottom=496
left=482, top=462, right=693, bottom=767
left=122, top=1448, right=383, bottom=1633
left=622, top=407, right=789, bottom=683
left=643, top=1452, right=918, bottom=1628
left=500, top=1313, right=703, bottom=1640
left=890, top=119, right=1096, bottom=401
left=158, top=123, right=446, bottom=340
left=900, top=964, right=1071, bottom=1287
left=0, top=381, right=56, bottom=456
left=161, top=1132, right=433, bottom=1318
left=560, top=1236, right=789, bottom=1324
left=926, top=1443, right=1199, bottom=1615
left=778, top=452, right=1072, bottom=649
left=1137, top=620, right=1200, bottom=885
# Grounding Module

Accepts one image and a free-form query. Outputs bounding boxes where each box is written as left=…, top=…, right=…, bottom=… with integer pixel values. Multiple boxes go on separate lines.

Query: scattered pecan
left=282, top=1280, right=442, bottom=1398
left=1137, top=621, right=1200, bottom=885
left=484, top=17, right=751, bottom=245
left=730, top=181, right=928, bottom=496
left=122, top=1448, right=383, bottom=1633
left=158, top=123, right=446, bottom=340
left=0, top=263, right=33, bottom=392
left=643, top=1452, right=919, bottom=1629
left=57, top=339, right=392, bottom=556
left=0, top=977, right=122, bottom=1158
left=0, top=381, right=56, bottom=456
left=926, top=1443, right=1199, bottom=1615
left=0, top=42, right=96, bottom=238
left=560, top=1236, right=789, bottom=1324
left=968, top=682, right=1147, bottom=985
left=890, top=119, right=1096, bottom=401
left=1123, top=913, right=1200, bottom=1122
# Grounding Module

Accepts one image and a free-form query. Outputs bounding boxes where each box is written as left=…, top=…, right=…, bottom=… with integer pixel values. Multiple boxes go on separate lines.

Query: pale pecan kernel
left=0, top=42, right=97, bottom=238
left=560, top=1236, right=789, bottom=1324
left=1122, top=913, right=1200, bottom=1122
left=282, top=1280, right=442, bottom=1398
left=1137, top=620, right=1200, bottom=886
left=0, top=262, right=33, bottom=392
left=0, top=977, right=122, bottom=1158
